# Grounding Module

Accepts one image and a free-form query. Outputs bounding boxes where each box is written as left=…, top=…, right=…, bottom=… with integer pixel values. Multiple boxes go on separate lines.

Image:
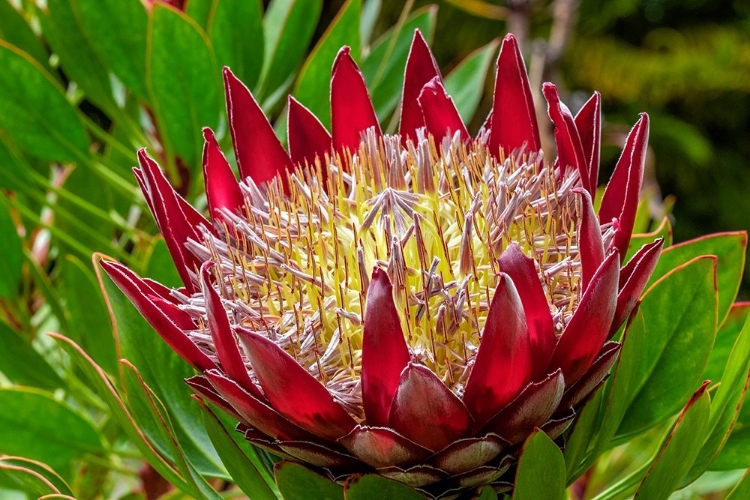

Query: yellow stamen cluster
left=190, top=131, right=590, bottom=418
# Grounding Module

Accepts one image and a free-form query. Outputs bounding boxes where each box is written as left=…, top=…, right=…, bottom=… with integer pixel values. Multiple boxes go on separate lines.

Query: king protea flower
left=101, top=31, right=663, bottom=497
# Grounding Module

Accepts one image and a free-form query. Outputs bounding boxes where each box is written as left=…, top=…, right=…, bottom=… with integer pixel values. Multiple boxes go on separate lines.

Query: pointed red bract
left=574, top=92, right=602, bottom=192
left=224, top=67, right=293, bottom=192
left=496, top=244, right=555, bottom=377
left=388, top=363, right=473, bottom=451
left=100, top=260, right=215, bottom=372
left=187, top=375, right=244, bottom=422
left=599, top=114, right=650, bottom=255
left=463, top=273, right=533, bottom=427
left=361, top=268, right=411, bottom=426
left=202, top=128, right=244, bottom=220
left=418, top=77, right=469, bottom=142
left=576, top=188, right=605, bottom=290
left=204, top=369, right=315, bottom=441
left=331, top=47, right=381, bottom=158
left=549, top=251, right=620, bottom=384
left=339, top=426, right=432, bottom=468
left=399, top=29, right=442, bottom=145
left=611, top=238, right=663, bottom=334
left=200, top=262, right=260, bottom=397
left=237, top=328, right=356, bottom=440
left=559, top=342, right=620, bottom=410
left=481, top=370, right=565, bottom=444
left=136, top=149, right=208, bottom=292
left=287, top=96, right=331, bottom=171
left=488, top=34, right=540, bottom=158
left=542, top=83, right=589, bottom=192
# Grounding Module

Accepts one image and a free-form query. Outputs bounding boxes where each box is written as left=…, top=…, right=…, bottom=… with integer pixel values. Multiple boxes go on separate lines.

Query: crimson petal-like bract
left=549, top=251, right=620, bottom=384
left=331, top=46, right=381, bottom=158
left=100, top=260, right=215, bottom=372
left=542, top=83, right=589, bottom=192
left=463, top=273, right=533, bottom=427
left=497, top=244, right=556, bottom=377
left=224, top=66, right=294, bottom=192
left=388, top=363, right=473, bottom=451
left=399, top=29, right=442, bottom=145
left=488, top=34, right=540, bottom=158
left=418, top=77, right=469, bottom=142
left=576, top=188, right=605, bottom=290
left=611, top=238, right=664, bottom=334
left=599, top=113, right=650, bottom=255
left=361, top=268, right=411, bottom=426
left=287, top=96, right=332, bottom=171
left=237, top=329, right=357, bottom=440
left=202, top=128, right=244, bottom=219
left=574, top=92, right=602, bottom=193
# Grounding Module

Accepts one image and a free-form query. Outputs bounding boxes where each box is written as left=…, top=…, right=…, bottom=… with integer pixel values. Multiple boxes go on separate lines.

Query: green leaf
left=0, top=41, right=90, bottom=163
left=635, top=382, right=712, bottom=499
left=0, top=456, right=73, bottom=498
left=513, top=430, right=566, bottom=500
left=704, top=303, right=749, bottom=384
left=361, top=6, right=436, bottom=121
left=208, top=0, right=264, bottom=90
left=40, top=0, right=117, bottom=113
left=625, top=216, right=673, bottom=263
left=691, top=311, right=750, bottom=475
left=259, top=0, right=323, bottom=101
left=197, top=400, right=279, bottom=500
left=564, top=390, right=604, bottom=480
left=186, top=0, right=213, bottom=28
left=51, top=333, right=192, bottom=492
left=0, top=387, right=104, bottom=475
left=648, top=232, right=746, bottom=327
left=344, top=474, right=424, bottom=499
left=0, top=197, right=22, bottom=299
left=74, top=0, right=149, bottom=99
left=444, top=38, right=499, bottom=124
left=0, top=1, right=50, bottom=71
left=275, top=462, right=343, bottom=500
left=726, top=468, right=750, bottom=499
left=474, top=486, right=499, bottom=499
left=99, top=249, right=225, bottom=477
left=0, top=321, right=63, bottom=389
left=60, top=255, right=117, bottom=374
left=293, top=0, right=361, bottom=127
left=148, top=4, right=221, bottom=168
left=616, top=255, right=718, bottom=438
left=360, top=0, right=381, bottom=47
left=709, top=426, right=750, bottom=470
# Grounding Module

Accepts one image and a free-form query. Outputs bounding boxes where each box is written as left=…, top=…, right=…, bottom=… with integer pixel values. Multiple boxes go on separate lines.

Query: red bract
left=103, top=30, right=661, bottom=497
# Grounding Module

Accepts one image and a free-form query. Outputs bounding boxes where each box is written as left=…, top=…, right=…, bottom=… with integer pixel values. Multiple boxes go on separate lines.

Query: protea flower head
left=102, top=31, right=663, bottom=497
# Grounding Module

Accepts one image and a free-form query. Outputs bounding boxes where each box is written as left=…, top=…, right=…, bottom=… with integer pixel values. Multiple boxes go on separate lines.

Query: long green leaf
left=208, top=0, right=264, bottom=89
left=0, top=196, right=22, bottom=299
left=0, top=322, right=63, bottom=390
left=344, top=474, right=424, bottom=499
left=148, top=4, right=221, bottom=168
left=275, top=462, right=343, bottom=500
left=444, top=38, right=499, bottom=124
left=513, top=430, right=566, bottom=500
left=0, top=0, right=50, bottom=71
left=0, top=41, right=90, bottom=162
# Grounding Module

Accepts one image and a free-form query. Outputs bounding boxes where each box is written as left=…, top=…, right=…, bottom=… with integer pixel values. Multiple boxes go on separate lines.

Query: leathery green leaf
left=0, top=321, right=63, bottom=390
left=704, top=303, right=750, bottom=384
left=513, top=430, right=566, bottom=500
left=208, top=0, right=264, bottom=90
left=0, top=41, right=90, bottom=163
left=0, top=456, right=73, bottom=497
left=74, top=0, right=149, bottom=99
left=275, top=462, right=343, bottom=500
left=259, top=0, right=322, bottom=101
left=625, top=216, right=673, bottom=263
left=726, top=468, right=750, bottom=499
left=148, top=4, right=221, bottom=167
left=617, top=255, right=718, bottom=438
left=445, top=38, right=499, bottom=123
left=635, top=382, right=712, bottom=499
left=691, top=310, right=750, bottom=475
left=40, top=0, right=117, bottom=113
left=197, top=398, right=279, bottom=500
left=648, top=231, right=746, bottom=326
left=293, top=0, right=361, bottom=127
left=361, top=6, right=437, bottom=121
left=0, top=1, right=50, bottom=71
left=344, top=473, right=424, bottom=500
left=98, top=258, right=226, bottom=477
left=0, top=387, right=104, bottom=475
left=0, top=197, right=22, bottom=299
